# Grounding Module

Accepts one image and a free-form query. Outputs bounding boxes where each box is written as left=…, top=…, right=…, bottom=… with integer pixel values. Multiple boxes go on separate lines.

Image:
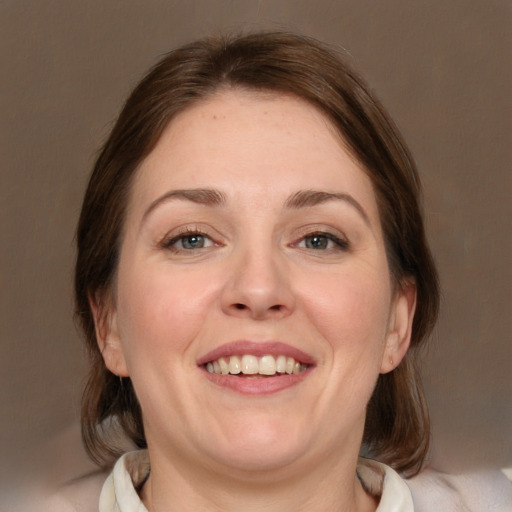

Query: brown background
left=1, top=0, right=510, bottom=491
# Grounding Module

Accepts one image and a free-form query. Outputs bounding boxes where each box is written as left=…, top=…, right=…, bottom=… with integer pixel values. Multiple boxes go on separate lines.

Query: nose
left=220, top=247, right=295, bottom=321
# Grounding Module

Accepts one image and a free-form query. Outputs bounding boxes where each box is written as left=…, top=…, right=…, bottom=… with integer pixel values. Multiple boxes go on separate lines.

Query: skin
left=93, top=90, right=416, bottom=511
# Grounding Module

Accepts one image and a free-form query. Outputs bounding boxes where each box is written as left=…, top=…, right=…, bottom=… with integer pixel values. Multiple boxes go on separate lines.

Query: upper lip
left=196, top=341, right=316, bottom=366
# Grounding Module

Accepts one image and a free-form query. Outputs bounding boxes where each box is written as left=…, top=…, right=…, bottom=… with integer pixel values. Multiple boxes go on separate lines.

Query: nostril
left=227, top=302, right=289, bottom=318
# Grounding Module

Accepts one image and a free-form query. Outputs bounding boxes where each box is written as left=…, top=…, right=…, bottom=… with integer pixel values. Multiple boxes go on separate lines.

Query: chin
left=203, top=417, right=313, bottom=474
left=213, top=445, right=306, bottom=475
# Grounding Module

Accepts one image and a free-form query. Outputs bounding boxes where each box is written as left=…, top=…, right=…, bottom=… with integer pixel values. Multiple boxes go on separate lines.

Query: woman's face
left=98, top=90, right=415, bottom=475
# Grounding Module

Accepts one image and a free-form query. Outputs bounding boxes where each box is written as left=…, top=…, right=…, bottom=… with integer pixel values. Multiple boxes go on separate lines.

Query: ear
left=88, top=290, right=129, bottom=377
left=380, top=281, right=417, bottom=374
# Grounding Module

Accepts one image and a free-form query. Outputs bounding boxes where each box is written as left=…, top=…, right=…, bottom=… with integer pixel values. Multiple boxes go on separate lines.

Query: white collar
left=99, top=450, right=414, bottom=512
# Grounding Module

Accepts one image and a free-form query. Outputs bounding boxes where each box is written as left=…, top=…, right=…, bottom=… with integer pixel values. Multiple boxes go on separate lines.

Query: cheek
left=297, top=266, right=392, bottom=360
left=115, top=261, right=219, bottom=365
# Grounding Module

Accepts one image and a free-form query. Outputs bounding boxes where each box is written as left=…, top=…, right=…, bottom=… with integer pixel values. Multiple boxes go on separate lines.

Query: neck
left=140, top=447, right=378, bottom=512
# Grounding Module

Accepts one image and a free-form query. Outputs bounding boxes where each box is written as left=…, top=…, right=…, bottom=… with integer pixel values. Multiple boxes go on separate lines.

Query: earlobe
left=380, top=282, right=417, bottom=374
left=88, top=291, right=129, bottom=377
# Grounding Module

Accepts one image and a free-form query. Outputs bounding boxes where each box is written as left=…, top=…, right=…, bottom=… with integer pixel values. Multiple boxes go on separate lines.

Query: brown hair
left=75, top=31, right=439, bottom=476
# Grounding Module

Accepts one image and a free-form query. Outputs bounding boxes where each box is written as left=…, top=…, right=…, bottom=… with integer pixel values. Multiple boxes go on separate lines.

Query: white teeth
left=205, top=354, right=307, bottom=376
left=241, top=355, right=259, bottom=374
left=228, top=355, right=241, bottom=374
left=276, top=355, right=287, bottom=373
left=259, top=355, right=276, bottom=375
left=218, top=357, right=229, bottom=375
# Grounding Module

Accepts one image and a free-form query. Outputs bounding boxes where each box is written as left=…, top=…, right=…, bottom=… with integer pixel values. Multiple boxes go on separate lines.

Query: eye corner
left=290, top=229, right=350, bottom=253
left=159, top=225, right=223, bottom=255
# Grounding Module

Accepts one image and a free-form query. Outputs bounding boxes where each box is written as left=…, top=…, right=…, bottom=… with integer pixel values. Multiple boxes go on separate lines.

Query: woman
left=75, top=32, right=439, bottom=511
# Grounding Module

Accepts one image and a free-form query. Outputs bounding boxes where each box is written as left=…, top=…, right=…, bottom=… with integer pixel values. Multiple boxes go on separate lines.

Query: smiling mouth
left=204, top=355, right=309, bottom=377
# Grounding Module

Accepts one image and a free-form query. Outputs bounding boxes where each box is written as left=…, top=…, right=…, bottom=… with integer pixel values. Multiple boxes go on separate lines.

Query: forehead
left=129, top=89, right=379, bottom=219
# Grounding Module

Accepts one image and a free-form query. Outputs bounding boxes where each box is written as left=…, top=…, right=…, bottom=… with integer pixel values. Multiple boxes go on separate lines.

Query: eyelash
left=161, top=227, right=216, bottom=253
left=160, top=227, right=349, bottom=256
left=294, top=231, right=350, bottom=252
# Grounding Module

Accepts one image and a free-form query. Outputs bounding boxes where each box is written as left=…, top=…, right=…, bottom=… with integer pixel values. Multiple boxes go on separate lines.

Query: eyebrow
left=142, top=188, right=226, bottom=222
left=284, top=190, right=370, bottom=226
left=142, top=187, right=370, bottom=226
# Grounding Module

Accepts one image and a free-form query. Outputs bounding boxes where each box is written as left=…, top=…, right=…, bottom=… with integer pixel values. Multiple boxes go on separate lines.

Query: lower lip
left=201, top=368, right=313, bottom=395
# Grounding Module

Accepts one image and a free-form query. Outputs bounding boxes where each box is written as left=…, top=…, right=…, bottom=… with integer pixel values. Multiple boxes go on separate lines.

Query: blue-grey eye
left=162, top=230, right=216, bottom=253
left=304, top=235, right=330, bottom=249
left=297, top=232, right=349, bottom=251
left=179, top=234, right=208, bottom=249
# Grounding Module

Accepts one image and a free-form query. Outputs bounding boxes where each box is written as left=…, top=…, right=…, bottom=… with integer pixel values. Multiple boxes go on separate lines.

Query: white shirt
left=98, top=450, right=414, bottom=511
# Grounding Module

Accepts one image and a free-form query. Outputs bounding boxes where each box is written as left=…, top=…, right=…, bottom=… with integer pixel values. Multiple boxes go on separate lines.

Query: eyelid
left=290, top=226, right=350, bottom=251
left=159, top=224, right=221, bottom=251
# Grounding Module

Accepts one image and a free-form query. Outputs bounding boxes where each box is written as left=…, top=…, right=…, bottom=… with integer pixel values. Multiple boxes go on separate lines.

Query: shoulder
left=46, top=470, right=108, bottom=512
left=358, top=459, right=512, bottom=512
left=36, top=452, right=148, bottom=512
left=407, top=467, right=512, bottom=512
